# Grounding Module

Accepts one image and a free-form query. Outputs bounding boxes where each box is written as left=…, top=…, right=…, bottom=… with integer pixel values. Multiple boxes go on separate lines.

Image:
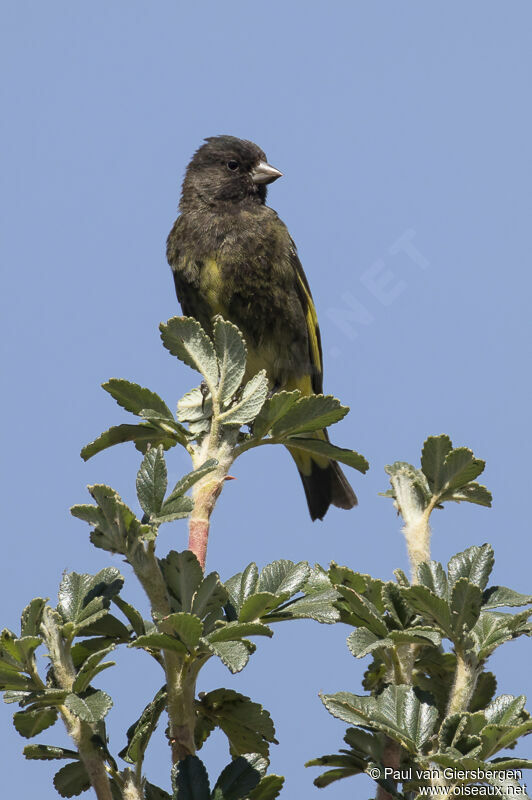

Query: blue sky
left=1, top=2, right=531, bottom=796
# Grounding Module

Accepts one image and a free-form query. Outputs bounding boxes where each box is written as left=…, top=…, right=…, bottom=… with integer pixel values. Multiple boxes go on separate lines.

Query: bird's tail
left=287, top=430, right=358, bottom=521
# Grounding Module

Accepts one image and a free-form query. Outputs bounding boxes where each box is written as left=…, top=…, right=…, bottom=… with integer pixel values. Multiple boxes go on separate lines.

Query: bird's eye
left=227, top=160, right=239, bottom=171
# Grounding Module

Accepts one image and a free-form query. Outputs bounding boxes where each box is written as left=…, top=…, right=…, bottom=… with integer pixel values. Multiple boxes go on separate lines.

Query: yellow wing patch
left=295, top=272, right=322, bottom=379
left=200, top=258, right=227, bottom=317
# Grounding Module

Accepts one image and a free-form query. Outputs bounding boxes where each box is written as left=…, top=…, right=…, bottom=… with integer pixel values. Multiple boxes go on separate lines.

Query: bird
left=166, top=135, right=357, bottom=520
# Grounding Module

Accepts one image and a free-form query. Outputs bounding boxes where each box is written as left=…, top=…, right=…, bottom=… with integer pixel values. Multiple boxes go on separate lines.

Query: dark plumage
left=167, top=135, right=357, bottom=520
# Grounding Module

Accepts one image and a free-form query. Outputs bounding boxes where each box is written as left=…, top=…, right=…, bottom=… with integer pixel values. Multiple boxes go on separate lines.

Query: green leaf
left=164, top=459, right=218, bottom=505
left=102, top=379, right=173, bottom=418
left=485, top=694, right=527, bottom=727
left=248, top=775, right=285, bottom=800
left=178, top=386, right=213, bottom=424
left=482, top=586, right=532, bottom=609
left=13, top=707, right=58, bottom=738
left=443, top=482, right=493, bottom=507
left=471, top=609, right=532, bottom=659
left=205, top=640, right=251, bottom=674
left=400, top=585, right=453, bottom=637
left=384, top=461, right=431, bottom=512
left=451, top=578, right=483, bottom=634
left=286, top=437, right=369, bottom=472
left=191, top=572, right=229, bottom=619
left=136, top=445, right=167, bottom=517
left=239, top=593, right=288, bottom=622
left=155, top=495, right=194, bottom=523
left=72, top=646, right=115, bottom=693
left=119, top=686, right=167, bottom=765
left=81, top=423, right=178, bottom=461
left=213, top=317, right=247, bottom=405
left=347, top=628, right=387, bottom=658
left=212, top=754, right=266, bottom=800
left=23, top=744, right=79, bottom=761
left=219, top=371, right=269, bottom=426
left=321, top=685, right=438, bottom=753
left=57, top=568, right=123, bottom=631
left=420, top=434, right=453, bottom=493
left=416, top=561, right=449, bottom=599
left=111, top=596, right=146, bottom=636
left=382, top=582, right=414, bottom=628
left=224, top=564, right=259, bottom=615
left=163, top=613, right=203, bottom=650
left=160, top=316, right=219, bottom=392
left=20, top=598, right=46, bottom=638
left=270, top=394, right=348, bottom=437
left=196, top=689, right=276, bottom=757
left=171, top=754, right=210, bottom=800
left=206, top=622, right=272, bottom=643
left=64, top=690, right=113, bottom=723
left=266, top=588, right=340, bottom=624
left=130, top=633, right=187, bottom=656
left=335, top=586, right=389, bottom=636
left=53, top=761, right=91, bottom=798
left=257, top=560, right=309, bottom=595
left=72, top=486, right=150, bottom=556
left=252, top=391, right=300, bottom=438
left=440, top=447, right=485, bottom=494
left=448, top=545, right=494, bottom=591
left=159, top=550, right=203, bottom=613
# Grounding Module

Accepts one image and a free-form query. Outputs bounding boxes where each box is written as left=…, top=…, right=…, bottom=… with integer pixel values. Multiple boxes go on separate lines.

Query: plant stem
left=446, top=649, right=478, bottom=717
left=41, top=608, right=114, bottom=800
left=375, top=739, right=402, bottom=800
left=188, top=431, right=237, bottom=570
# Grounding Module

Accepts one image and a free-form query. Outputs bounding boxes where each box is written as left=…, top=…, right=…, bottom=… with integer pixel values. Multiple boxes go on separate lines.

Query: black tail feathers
left=298, top=459, right=358, bottom=521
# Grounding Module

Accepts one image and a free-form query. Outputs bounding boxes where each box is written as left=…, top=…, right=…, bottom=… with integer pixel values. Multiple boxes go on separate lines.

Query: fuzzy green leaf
left=252, top=391, right=300, bottom=438
left=191, top=572, right=229, bottom=619
left=163, top=613, right=203, bottom=651
left=196, top=689, right=277, bottom=757
left=13, top=707, right=58, bottom=738
left=482, top=586, right=532, bottom=609
left=64, top=690, right=112, bottom=723
left=102, top=379, right=173, bottom=419
left=451, top=578, right=483, bottom=634
left=239, top=593, right=289, bottom=622
left=265, top=588, right=340, bottom=624
left=205, top=640, right=252, bottom=674
left=213, top=317, right=247, bottom=405
left=219, top=370, right=269, bottom=426
left=420, top=434, right=452, bottom=493
left=440, top=447, right=485, bottom=494
left=286, top=437, right=369, bottom=472
left=159, top=550, right=203, bottom=613
left=136, top=445, right=167, bottom=516
left=72, top=646, right=115, bottom=693
left=53, top=761, right=91, bottom=798
left=270, top=394, right=348, bottom=437
left=322, top=685, right=438, bottom=753
left=20, top=598, right=46, bottom=638
left=164, top=459, right=218, bottom=505
left=23, top=744, right=79, bottom=761
left=57, top=568, right=123, bottom=631
left=248, top=775, right=285, bottom=800
left=155, top=495, right=194, bottom=523
left=129, top=633, right=187, bottom=656
left=171, top=755, right=210, bottom=800
left=212, top=754, right=266, bottom=800
left=400, top=585, right=453, bottom=637
left=417, top=561, right=449, bottom=599
left=206, top=622, right=272, bottom=643
left=448, top=545, right=494, bottom=591
left=81, top=423, right=179, bottom=461
left=224, top=564, right=259, bottom=615
left=111, top=596, right=146, bottom=636
left=160, top=316, right=219, bottom=392
left=119, top=686, right=167, bottom=765
left=257, top=560, right=310, bottom=595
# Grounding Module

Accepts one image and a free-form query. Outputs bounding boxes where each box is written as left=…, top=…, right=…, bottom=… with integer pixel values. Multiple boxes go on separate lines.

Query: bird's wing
left=290, top=241, right=324, bottom=395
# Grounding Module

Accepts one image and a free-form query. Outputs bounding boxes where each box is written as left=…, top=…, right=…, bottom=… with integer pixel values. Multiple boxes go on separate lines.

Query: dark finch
left=167, top=135, right=357, bottom=520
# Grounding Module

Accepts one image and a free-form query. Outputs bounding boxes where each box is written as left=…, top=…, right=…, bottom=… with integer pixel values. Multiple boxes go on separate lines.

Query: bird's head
left=180, top=135, right=282, bottom=210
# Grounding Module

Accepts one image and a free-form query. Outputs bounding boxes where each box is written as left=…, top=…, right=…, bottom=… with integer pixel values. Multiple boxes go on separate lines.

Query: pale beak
left=251, top=161, right=283, bottom=185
